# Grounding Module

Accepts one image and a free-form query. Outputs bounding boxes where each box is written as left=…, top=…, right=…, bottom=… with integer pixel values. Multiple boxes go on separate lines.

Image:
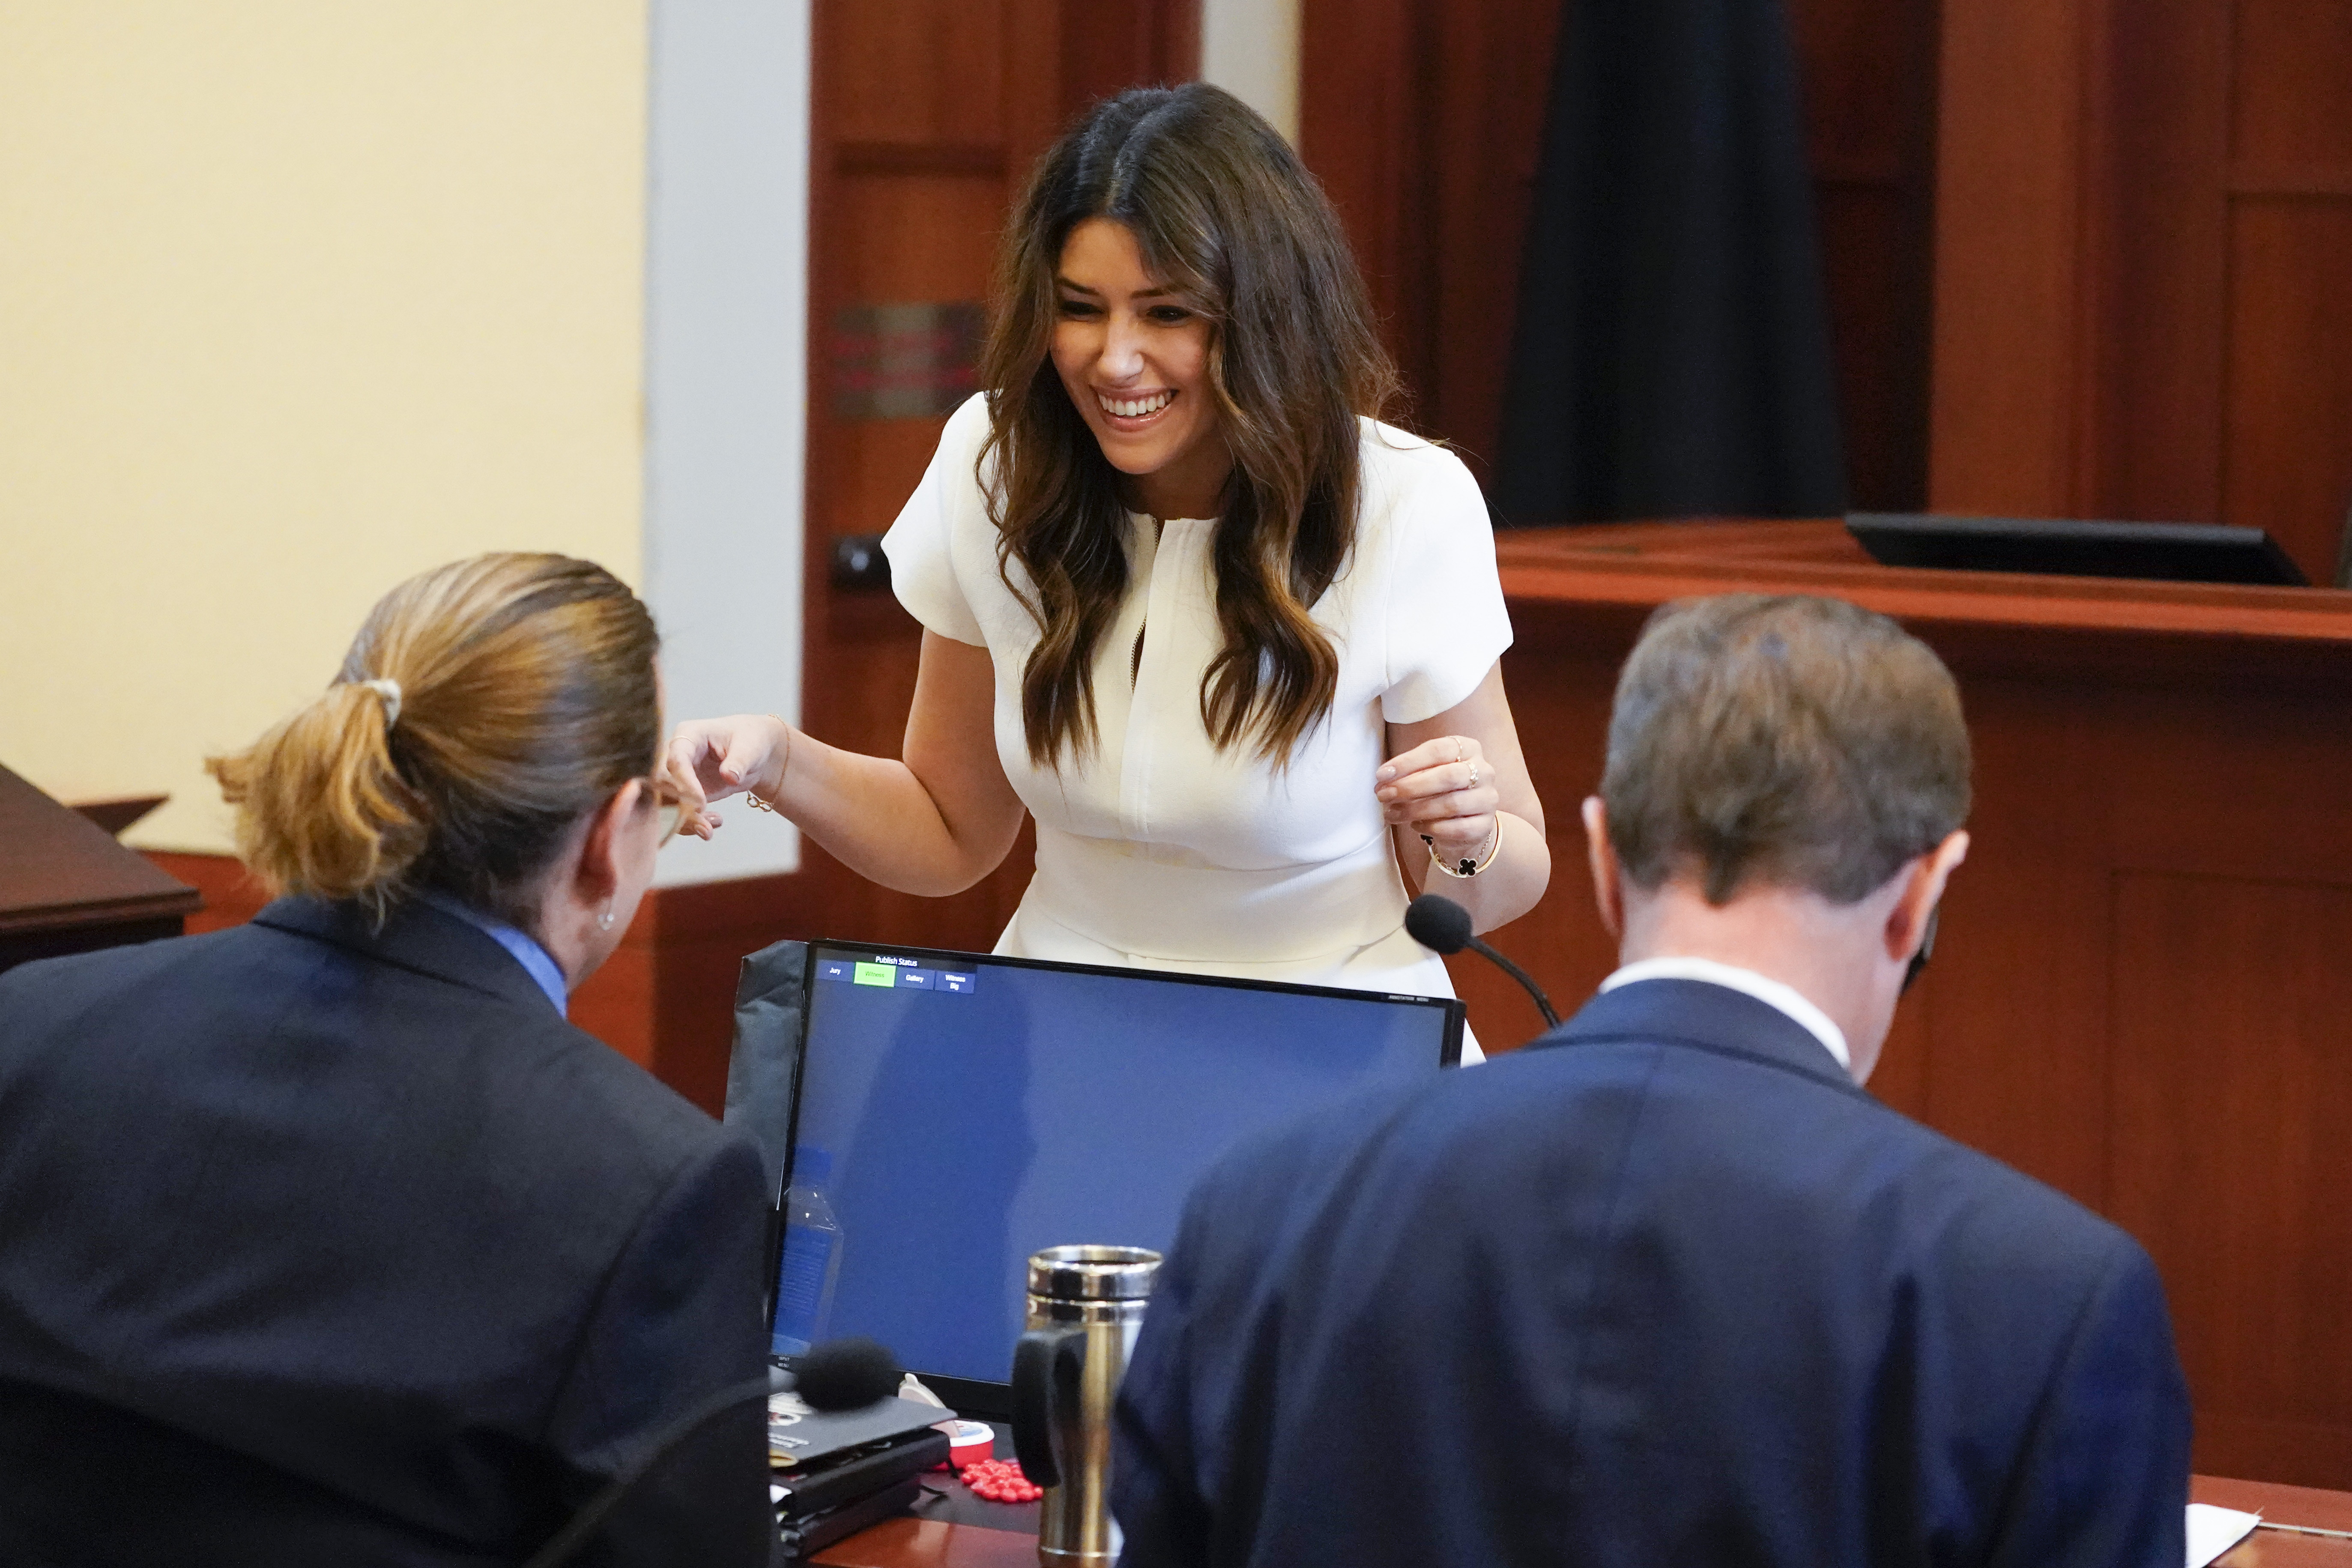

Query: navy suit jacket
left=0, top=897, right=774, bottom=1567
left=1113, top=979, right=2191, bottom=1568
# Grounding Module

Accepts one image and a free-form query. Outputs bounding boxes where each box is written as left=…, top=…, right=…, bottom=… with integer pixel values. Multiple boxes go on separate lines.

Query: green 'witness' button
left=853, top=962, right=897, bottom=988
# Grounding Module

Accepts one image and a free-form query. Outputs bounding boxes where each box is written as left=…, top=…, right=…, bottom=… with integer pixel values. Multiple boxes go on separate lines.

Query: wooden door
left=798, top=1, right=1201, bottom=953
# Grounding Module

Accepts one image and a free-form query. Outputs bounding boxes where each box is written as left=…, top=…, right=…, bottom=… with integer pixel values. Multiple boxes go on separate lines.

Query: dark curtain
left=1492, top=0, right=1847, bottom=524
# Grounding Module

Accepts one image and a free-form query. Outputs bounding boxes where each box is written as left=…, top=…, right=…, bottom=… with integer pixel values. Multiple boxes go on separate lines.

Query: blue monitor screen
left=770, top=943, right=1461, bottom=1387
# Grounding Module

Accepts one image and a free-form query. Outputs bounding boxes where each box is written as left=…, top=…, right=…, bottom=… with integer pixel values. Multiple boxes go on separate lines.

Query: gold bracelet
left=742, top=715, right=788, bottom=812
left=1426, top=816, right=1503, bottom=878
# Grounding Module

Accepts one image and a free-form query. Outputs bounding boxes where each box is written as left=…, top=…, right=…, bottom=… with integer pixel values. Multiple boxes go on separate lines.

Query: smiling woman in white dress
left=666, top=85, right=1549, bottom=1041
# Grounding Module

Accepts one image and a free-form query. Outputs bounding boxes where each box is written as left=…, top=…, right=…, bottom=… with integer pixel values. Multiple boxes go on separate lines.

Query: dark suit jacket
left=0, top=897, right=775, bottom=1567
left=1113, top=979, right=2191, bottom=1568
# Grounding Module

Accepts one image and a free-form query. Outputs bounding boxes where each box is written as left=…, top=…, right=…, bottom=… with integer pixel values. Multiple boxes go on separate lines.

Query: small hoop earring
left=597, top=906, right=616, bottom=932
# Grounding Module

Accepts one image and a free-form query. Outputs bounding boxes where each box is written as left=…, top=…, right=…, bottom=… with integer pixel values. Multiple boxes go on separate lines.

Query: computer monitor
left=766, top=940, right=1464, bottom=1414
left=1846, top=511, right=2308, bottom=586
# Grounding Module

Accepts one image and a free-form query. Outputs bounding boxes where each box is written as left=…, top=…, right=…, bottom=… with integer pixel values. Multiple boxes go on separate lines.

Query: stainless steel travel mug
left=1010, top=1244, right=1162, bottom=1565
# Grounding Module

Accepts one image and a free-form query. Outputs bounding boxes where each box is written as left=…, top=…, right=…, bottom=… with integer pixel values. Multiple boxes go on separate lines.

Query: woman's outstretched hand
left=663, top=714, right=792, bottom=840
left=1375, top=734, right=1499, bottom=868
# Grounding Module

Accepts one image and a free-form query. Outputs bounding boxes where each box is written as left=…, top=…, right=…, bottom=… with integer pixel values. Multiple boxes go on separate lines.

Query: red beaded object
left=959, top=1457, right=1043, bottom=1504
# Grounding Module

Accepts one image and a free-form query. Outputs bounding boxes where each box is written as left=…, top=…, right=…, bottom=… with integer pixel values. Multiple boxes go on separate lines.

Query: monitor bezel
left=765, top=936, right=1467, bottom=1416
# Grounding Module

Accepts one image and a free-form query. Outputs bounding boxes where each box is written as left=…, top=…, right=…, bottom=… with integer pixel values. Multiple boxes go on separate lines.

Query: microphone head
left=794, top=1336, right=903, bottom=1412
left=1404, top=894, right=1473, bottom=956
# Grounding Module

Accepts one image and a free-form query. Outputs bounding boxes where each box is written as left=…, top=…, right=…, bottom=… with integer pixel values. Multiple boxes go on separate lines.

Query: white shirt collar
left=1598, top=956, right=1850, bottom=1074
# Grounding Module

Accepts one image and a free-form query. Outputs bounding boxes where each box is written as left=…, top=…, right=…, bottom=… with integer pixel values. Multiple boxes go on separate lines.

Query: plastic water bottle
left=771, top=1147, right=843, bottom=1357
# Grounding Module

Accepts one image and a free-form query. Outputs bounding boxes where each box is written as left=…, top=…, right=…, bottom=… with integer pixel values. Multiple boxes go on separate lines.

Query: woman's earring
left=598, top=905, right=616, bottom=932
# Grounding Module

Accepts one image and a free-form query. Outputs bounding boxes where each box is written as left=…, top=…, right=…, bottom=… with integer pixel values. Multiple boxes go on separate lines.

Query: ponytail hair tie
left=356, top=677, right=403, bottom=729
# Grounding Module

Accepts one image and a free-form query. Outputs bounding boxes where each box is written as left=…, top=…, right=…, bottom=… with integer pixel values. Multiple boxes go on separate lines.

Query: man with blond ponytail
left=0, top=556, right=773, bottom=1566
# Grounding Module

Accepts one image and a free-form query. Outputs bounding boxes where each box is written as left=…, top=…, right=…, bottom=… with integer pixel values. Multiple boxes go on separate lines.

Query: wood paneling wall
left=1299, top=0, right=1942, bottom=512
left=1790, top=0, right=1941, bottom=514
left=1934, top=0, right=2352, bottom=579
left=1296, top=0, right=1560, bottom=481
left=2112, top=874, right=2352, bottom=1486
left=1920, top=61, right=2352, bottom=1475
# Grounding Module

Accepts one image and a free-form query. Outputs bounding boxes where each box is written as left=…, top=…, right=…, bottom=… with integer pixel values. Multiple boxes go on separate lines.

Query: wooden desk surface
left=2194, top=1476, right=2352, bottom=1565
left=812, top=1517, right=1033, bottom=1568
left=812, top=1477, right=2352, bottom=1567
left=0, top=762, right=199, bottom=935
left=1494, top=518, right=2352, bottom=688
left=1496, top=518, right=2352, bottom=638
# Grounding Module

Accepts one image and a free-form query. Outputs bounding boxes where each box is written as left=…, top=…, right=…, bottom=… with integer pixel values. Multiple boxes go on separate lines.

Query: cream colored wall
left=0, top=3, right=648, bottom=854
left=1202, top=0, right=1301, bottom=144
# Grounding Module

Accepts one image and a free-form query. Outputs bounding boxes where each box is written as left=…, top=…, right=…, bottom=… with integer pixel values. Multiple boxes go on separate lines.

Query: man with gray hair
left=1114, top=594, right=2190, bottom=1568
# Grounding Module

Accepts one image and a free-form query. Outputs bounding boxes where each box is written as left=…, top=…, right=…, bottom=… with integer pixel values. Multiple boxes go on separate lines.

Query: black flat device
left=1847, top=511, right=2308, bottom=586
left=760, top=941, right=1463, bottom=1416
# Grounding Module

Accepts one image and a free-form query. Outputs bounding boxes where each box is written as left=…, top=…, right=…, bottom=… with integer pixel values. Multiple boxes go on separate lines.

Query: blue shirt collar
left=413, top=889, right=570, bottom=1018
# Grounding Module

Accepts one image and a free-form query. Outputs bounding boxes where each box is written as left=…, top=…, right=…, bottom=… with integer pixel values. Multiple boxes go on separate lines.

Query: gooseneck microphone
left=519, top=1337, right=903, bottom=1568
left=1405, top=894, right=1560, bottom=1030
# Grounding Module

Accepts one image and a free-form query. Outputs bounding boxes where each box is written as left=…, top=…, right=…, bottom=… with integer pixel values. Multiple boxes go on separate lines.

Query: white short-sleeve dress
left=881, top=393, right=1513, bottom=1018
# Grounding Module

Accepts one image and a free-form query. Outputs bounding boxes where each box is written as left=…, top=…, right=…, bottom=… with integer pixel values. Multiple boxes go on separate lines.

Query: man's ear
left=1582, top=796, right=1625, bottom=939
left=570, top=781, right=640, bottom=914
left=1886, top=830, right=1969, bottom=965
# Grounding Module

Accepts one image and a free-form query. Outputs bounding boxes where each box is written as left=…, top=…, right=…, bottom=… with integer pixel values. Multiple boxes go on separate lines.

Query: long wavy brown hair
left=980, top=84, right=1399, bottom=767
